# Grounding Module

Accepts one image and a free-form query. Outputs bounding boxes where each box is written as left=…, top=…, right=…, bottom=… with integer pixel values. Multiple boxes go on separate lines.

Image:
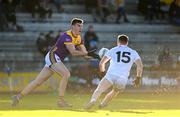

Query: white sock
left=90, top=98, right=96, bottom=103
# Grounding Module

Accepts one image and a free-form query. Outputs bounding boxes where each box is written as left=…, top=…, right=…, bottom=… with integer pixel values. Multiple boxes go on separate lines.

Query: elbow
left=139, top=61, right=143, bottom=70
left=69, top=50, right=77, bottom=56
left=137, top=64, right=143, bottom=72
left=139, top=64, right=143, bottom=72
left=99, top=60, right=104, bottom=68
left=99, top=62, right=103, bottom=70
left=99, top=62, right=105, bottom=72
left=70, top=52, right=75, bottom=56
left=99, top=63, right=103, bottom=69
left=71, top=53, right=76, bottom=56
left=141, top=64, right=144, bottom=70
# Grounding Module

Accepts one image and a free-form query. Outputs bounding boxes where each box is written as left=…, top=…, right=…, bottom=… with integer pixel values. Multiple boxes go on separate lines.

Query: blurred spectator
left=161, top=0, right=174, bottom=5
left=20, top=0, right=32, bottom=12
left=158, top=48, right=173, bottom=68
left=0, top=0, right=8, bottom=31
left=2, top=0, right=17, bottom=30
left=84, top=25, right=99, bottom=51
left=53, top=0, right=64, bottom=12
left=138, top=0, right=162, bottom=23
left=55, top=30, right=63, bottom=42
left=112, top=0, right=129, bottom=23
left=20, top=0, right=39, bottom=17
left=138, top=0, right=149, bottom=16
left=45, top=31, right=56, bottom=50
left=159, top=0, right=173, bottom=20
left=99, top=0, right=111, bottom=23
left=71, top=61, right=100, bottom=88
left=36, top=31, right=58, bottom=56
left=23, top=0, right=52, bottom=21
left=38, top=0, right=53, bottom=20
left=83, top=25, right=100, bottom=86
left=29, top=0, right=41, bottom=18
left=145, top=0, right=161, bottom=23
left=4, top=63, right=12, bottom=77
left=169, top=0, right=180, bottom=25
left=1, top=0, right=23, bottom=31
left=36, top=33, right=49, bottom=56
left=84, top=0, right=99, bottom=22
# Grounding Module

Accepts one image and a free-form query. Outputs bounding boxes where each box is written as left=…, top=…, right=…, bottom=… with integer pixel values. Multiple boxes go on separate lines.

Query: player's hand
left=99, top=71, right=106, bottom=78
left=87, top=49, right=100, bottom=60
left=133, top=76, right=141, bottom=88
left=87, top=49, right=96, bottom=56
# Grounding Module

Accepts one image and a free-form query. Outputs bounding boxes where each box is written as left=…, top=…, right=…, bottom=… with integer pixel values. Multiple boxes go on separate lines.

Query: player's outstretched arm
left=66, top=44, right=87, bottom=56
left=133, top=59, right=143, bottom=87
left=99, top=56, right=110, bottom=72
left=77, top=44, right=100, bottom=60
left=87, top=49, right=101, bottom=60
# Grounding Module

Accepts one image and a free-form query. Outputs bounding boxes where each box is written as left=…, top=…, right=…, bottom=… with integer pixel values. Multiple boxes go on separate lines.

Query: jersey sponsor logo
left=65, top=38, right=71, bottom=42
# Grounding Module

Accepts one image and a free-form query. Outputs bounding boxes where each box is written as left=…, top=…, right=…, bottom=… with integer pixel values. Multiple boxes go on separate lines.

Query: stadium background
left=0, top=0, right=180, bottom=98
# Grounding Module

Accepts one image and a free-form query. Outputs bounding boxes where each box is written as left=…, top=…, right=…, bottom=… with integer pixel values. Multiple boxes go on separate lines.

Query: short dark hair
left=118, top=34, right=129, bottom=44
left=71, top=18, right=83, bottom=25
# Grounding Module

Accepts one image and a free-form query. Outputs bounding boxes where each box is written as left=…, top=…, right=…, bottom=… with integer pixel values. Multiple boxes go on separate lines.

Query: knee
left=114, top=88, right=120, bottom=92
left=36, top=82, right=41, bottom=86
left=113, top=88, right=121, bottom=96
left=34, top=80, right=42, bottom=86
left=63, top=71, right=70, bottom=79
left=95, top=88, right=105, bottom=94
left=66, top=71, right=71, bottom=78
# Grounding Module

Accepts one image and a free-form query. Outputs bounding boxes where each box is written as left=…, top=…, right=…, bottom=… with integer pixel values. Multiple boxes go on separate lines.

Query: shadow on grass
left=1, top=105, right=154, bottom=114
left=117, top=110, right=153, bottom=114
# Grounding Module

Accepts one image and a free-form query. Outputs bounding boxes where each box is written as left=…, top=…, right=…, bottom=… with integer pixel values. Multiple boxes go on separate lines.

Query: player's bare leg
left=50, top=62, right=72, bottom=107
left=99, top=89, right=120, bottom=109
left=84, top=78, right=112, bottom=109
left=11, top=67, right=53, bottom=106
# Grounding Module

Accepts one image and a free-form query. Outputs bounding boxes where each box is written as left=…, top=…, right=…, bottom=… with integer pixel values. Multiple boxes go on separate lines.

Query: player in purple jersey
left=11, top=18, right=96, bottom=108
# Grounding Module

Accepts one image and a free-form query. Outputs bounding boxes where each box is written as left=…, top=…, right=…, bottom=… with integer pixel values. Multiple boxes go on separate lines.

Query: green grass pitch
left=0, top=92, right=180, bottom=117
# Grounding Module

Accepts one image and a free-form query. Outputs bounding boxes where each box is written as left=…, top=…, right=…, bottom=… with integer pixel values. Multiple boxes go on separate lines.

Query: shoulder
left=125, top=47, right=140, bottom=57
left=130, top=48, right=140, bottom=57
left=131, top=49, right=139, bottom=56
left=61, top=32, right=72, bottom=42
left=110, top=46, right=118, bottom=51
left=127, top=46, right=137, bottom=53
left=61, top=32, right=72, bottom=38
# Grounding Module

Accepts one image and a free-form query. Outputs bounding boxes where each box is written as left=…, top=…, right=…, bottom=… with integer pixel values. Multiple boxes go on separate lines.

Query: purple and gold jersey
left=49, top=30, right=83, bottom=61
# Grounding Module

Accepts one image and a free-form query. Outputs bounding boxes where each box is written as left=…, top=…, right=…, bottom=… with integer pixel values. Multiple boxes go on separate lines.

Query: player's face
left=72, top=23, right=83, bottom=35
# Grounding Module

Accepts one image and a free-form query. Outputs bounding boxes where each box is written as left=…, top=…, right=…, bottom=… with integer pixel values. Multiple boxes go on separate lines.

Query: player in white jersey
left=84, top=34, right=143, bottom=109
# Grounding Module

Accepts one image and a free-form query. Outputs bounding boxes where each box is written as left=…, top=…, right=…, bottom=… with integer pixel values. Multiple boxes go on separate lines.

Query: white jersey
left=105, top=45, right=141, bottom=78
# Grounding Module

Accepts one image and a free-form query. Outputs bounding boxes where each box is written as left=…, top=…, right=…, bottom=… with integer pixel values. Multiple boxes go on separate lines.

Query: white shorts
left=45, top=52, right=62, bottom=68
left=104, top=73, right=128, bottom=90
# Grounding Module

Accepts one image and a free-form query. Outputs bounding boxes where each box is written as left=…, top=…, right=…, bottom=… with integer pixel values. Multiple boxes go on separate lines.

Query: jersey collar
left=70, top=30, right=78, bottom=38
left=119, top=45, right=127, bottom=47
